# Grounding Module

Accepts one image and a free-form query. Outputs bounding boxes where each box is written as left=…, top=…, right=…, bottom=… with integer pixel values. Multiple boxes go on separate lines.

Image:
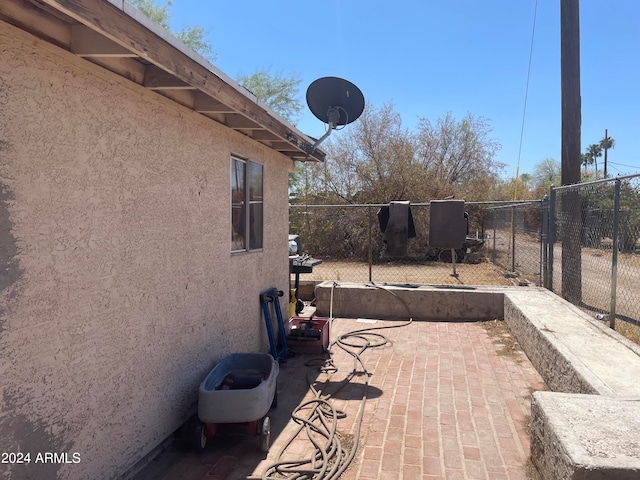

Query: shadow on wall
left=0, top=140, right=65, bottom=480
left=0, top=151, right=22, bottom=335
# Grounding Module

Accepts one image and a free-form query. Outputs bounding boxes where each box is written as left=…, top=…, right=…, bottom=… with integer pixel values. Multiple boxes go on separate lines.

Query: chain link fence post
left=511, top=205, right=516, bottom=273
left=541, top=195, right=549, bottom=289
left=548, top=187, right=557, bottom=292
left=610, top=179, right=621, bottom=329
left=492, top=209, right=497, bottom=264
left=368, top=205, right=373, bottom=283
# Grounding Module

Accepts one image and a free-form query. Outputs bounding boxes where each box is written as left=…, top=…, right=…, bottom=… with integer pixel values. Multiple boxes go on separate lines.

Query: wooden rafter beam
left=0, top=0, right=70, bottom=47
left=70, top=24, right=136, bottom=57
left=270, top=141, right=300, bottom=151
left=193, top=92, right=234, bottom=113
left=144, top=64, right=195, bottom=90
left=250, top=130, right=280, bottom=141
left=224, top=114, right=261, bottom=130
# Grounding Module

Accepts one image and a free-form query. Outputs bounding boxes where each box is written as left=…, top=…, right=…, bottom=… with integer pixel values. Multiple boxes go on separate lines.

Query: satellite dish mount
left=305, top=77, right=365, bottom=153
left=310, top=106, right=346, bottom=151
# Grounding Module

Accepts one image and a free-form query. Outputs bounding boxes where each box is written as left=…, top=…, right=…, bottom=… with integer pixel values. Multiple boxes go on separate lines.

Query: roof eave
left=2, top=0, right=325, bottom=162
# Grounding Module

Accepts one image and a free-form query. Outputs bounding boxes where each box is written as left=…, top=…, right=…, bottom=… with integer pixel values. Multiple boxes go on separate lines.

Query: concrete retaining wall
left=504, top=289, right=640, bottom=397
left=314, top=282, right=506, bottom=321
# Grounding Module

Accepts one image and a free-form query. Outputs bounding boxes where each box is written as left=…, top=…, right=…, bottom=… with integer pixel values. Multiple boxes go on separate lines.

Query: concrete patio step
left=504, top=289, right=640, bottom=480
left=531, top=392, right=640, bottom=480
left=504, top=288, right=640, bottom=396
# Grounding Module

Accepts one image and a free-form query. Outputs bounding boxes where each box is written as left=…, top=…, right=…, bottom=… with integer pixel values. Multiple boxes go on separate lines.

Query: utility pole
left=560, top=0, right=582, bottom=303
left=561, top=0, right=581, bottom=186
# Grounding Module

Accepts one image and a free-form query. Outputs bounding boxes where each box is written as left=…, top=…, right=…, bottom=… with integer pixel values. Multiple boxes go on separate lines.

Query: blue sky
left=169, top=1, right=639, bottom=180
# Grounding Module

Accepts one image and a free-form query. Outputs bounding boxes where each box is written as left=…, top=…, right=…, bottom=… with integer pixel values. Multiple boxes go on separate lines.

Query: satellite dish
left=306, top=77, right=365, bottom=127
left=305, top=77, right=365, bottom=154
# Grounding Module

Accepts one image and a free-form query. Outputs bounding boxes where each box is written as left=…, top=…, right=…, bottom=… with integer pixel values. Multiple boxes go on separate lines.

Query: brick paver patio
left=135, top=316, right=545, bottom=480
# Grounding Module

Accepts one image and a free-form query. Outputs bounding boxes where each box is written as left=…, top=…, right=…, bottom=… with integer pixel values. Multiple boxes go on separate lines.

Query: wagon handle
left=260, top=290, right=284, bottom=303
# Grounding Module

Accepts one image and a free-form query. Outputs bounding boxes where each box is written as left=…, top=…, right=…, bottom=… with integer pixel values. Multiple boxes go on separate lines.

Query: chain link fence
left=290, top=178, right=640, bottom=339
left=546, top=174, right=640, bottom=330
left=483, top=202, right=544, bottom=286
left=289, top=201, right=543, bottom=286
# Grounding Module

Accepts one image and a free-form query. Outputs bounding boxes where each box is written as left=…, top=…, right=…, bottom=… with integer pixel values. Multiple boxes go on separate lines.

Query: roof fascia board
left=39, top=0, right=325, bottom=162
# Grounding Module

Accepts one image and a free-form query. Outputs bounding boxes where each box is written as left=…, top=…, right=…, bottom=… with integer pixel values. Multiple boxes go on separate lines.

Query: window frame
left=231, top=156, right=263, bottom=253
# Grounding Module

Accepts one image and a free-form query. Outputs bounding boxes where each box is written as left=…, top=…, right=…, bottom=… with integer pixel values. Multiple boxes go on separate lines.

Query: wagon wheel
left=193, top=422, right=207, bottom=453
left=259, top=416, right=271, bottom=453
left=438, top=248, right=465, bottom=263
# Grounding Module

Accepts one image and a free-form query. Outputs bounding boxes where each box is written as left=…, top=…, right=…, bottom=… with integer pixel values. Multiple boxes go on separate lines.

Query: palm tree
left=581, top=153, right=592, bottom=176
left=586, top=143, right=603, bottom=178
left=599, top=133, right=615, bottom=177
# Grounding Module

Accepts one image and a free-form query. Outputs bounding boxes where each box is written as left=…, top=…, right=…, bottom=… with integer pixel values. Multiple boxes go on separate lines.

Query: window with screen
left=231, top=157, right=263, bottom=252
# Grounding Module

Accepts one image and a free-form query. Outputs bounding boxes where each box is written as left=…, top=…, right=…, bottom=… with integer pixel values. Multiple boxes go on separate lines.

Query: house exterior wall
left=0, top=21, right=292, bottom=480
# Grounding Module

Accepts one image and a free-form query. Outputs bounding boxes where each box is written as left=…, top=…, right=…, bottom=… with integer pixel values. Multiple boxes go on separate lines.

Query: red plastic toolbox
left=286, top=317, right=330, bottom=354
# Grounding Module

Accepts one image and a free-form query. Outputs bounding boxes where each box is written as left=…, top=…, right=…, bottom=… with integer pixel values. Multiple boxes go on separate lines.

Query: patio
left=133, top=312, right=544, bottom=480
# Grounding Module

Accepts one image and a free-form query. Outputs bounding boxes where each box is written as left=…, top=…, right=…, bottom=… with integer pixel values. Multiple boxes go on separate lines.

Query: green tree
left=236, top=70, right=303, bottom=125
left=415, top=112, right=503, bottom=192
left=293, top=105, right=505, bottom=260
left=128, top=0, right=171, bottom=26
left=303, top=105, right=503, bottom=204
left=520, top=172, right=532, bottom=186
left=175, top=25, right=215, bottom=62
left=491, top=177, right=533, bottom=201
left=234, top=70, right=306, bottom=201
left=531, top=157, right=560, bottom=197
left=306, top=104, right=418, bottom=203
left=516, top=173, right=533, bottom=199
left=619, top=180, right=640, bottom=252
left=126, top=0, right=216, bottom=62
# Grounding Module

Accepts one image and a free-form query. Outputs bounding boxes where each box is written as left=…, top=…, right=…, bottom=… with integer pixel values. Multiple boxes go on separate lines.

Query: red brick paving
left=134, top=317, right=545, bottom=480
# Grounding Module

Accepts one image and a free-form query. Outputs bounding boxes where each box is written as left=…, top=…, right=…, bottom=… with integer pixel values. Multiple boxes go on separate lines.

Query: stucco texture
left=0, top=21, right=292, bottom=480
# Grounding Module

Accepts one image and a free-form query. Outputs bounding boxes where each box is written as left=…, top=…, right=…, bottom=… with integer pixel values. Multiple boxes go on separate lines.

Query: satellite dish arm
left=310, top=123, right=333, bottom=152
left=309, top=106, right=345, bottom=152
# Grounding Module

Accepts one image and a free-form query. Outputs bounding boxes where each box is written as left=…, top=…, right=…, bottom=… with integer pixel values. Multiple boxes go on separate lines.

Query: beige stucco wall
left=0, top=21, right=292, bottom=480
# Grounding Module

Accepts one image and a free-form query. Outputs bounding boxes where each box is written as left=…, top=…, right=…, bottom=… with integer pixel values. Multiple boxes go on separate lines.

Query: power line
left=513, top=0, right=538, bottom=199
left=608, top=160, right=640, bottom=170
left=607, top=163, right=640, bottom=176
left=516, top=0, right=538, bottom=170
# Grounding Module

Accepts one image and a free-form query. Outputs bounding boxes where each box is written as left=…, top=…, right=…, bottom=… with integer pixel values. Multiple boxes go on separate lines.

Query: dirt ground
left=301, top=254, right=640, bottom=347
left=479, top=318, right=525, bottom=359
left=307, top=259, right=521, bottom=286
